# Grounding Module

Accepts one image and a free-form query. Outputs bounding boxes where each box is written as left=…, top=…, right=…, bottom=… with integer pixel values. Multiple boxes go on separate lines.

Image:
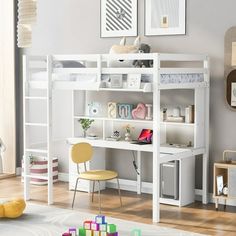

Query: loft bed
left=23, top=53, right=210, bottom=223
left=25, top=53, right=209, bottom=91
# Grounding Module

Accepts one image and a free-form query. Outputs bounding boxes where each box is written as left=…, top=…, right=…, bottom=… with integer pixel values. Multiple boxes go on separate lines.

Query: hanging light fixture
left=17, top=0, right=37, bottom=48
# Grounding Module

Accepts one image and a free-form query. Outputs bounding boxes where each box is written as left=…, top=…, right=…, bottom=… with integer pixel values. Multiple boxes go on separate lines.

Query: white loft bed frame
left=23, top=53, right=210, bottom=223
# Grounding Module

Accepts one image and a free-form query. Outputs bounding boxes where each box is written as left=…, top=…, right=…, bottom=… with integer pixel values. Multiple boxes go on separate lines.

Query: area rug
left=0, top=204, right=205, bottom=236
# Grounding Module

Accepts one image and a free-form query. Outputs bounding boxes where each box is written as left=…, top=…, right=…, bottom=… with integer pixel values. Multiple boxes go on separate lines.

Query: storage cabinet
left=213, top=161, right=236, bottom=210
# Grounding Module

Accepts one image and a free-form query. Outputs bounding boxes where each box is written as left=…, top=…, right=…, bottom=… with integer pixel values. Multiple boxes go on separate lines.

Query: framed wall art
left=145, top=0, right=186, bottom=36
left=100, top=0, right=138, bottom=38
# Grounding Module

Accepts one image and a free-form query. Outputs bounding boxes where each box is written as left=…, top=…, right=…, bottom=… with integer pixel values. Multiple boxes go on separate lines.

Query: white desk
left=67, top=138, right=205, bottom=196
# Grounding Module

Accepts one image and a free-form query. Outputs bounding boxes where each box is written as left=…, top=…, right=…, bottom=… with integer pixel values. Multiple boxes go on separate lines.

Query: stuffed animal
left=0, top=198, right=26, bottom=218
left=133, top=43, right=152, bottom=68
left=109, top=37, right=141, bottom=67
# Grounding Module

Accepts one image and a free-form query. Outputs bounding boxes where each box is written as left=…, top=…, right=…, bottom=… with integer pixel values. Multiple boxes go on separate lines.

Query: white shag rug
left=0, top=204, right=205, bottom=236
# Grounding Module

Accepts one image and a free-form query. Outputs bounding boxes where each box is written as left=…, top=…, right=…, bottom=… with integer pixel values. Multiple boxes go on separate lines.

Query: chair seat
left=79, top=170, right=118, bottom=181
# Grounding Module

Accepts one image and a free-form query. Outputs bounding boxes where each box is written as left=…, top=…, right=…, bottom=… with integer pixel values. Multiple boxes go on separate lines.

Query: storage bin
left=22, top=156, right=58, bottom=185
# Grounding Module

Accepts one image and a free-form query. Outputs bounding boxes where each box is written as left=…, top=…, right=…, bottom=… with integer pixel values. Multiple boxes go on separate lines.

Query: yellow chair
left=71, top=142, right=122, bottom=213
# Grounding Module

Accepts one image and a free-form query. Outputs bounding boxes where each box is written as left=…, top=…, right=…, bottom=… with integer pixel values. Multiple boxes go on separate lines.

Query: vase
left=83, top=130, right=87, bottom=138
left=124, top=132, right=131, bottom=142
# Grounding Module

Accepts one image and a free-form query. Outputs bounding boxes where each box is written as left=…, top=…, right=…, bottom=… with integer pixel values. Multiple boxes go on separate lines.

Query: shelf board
left=74, top=116, right=153, bottom=124
left=161, top=122, right=195, bottom=126
left=99, top=88, right=152, bottom=93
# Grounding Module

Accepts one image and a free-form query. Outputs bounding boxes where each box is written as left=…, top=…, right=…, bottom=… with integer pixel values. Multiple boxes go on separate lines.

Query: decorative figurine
left=132, top=103, right=146, bottom=120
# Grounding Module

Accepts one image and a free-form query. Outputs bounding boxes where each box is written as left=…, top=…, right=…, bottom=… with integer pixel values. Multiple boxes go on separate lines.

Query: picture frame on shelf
left=231, top=82, right=236, bottom=106
left=100, top=0, right=138, bottom=38
left=110, top=74, right=123, bottom=88
left=145, top=0, right=186, bottom=36
left=127, top=74, right=141, bottom=89
left=216, top=175, right=224, bottom=196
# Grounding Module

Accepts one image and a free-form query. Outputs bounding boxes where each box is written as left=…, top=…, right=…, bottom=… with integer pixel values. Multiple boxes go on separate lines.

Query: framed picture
left=127, top=74, right=141, bottom=89
left=216, top=175, right=224, bottom=196
left=231, top=82, right=236, bottom=106
left=100, top=0, right=138, bottom=38
left=145, top=0, right=186, bottom=36
left=110, top=74, right=123, bottom=88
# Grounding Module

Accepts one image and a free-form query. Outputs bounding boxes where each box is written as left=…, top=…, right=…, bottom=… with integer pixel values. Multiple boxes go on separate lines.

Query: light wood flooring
left=0, top=177, right=236, bottom=235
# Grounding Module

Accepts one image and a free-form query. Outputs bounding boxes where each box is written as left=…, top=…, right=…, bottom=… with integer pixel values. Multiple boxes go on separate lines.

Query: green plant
left=78, top=118, right=94, bottom=132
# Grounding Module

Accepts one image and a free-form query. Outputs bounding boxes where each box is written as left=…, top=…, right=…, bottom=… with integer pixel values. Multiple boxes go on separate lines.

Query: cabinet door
left=228, top=167, right=236, bottom=198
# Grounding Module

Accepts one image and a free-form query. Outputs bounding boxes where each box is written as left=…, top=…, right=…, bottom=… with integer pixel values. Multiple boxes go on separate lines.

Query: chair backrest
left=71, top=142, right=93, bottom=164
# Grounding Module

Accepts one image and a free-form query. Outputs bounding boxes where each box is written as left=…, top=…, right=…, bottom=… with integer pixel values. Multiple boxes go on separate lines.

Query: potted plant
left=78, top=119, right=94, bottom=138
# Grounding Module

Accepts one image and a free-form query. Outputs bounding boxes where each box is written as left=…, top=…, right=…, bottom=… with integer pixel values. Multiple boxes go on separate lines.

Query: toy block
left=62, top=233, right=71, bottom=236
left=91, top=221, right=99, bottom=231
left=69, top=227, right=77, bottom=236
left=107, top=224, right=116, bottom=234
left=99, top=223, right=107, bottom=232
left=131, top=229, right=141, bottom=236
left=93, top=231, right=100, bottom=236
left=84, top=221, right=92, bottom=230
left=95, top=215, right=106, bottom=224
left=107, top=233, right=118, bottom=236
left=86, top=230, right=93, bottom=236
left=100, top=232, right=108, bottom=236
left=78, top=228, right=86, bottom=236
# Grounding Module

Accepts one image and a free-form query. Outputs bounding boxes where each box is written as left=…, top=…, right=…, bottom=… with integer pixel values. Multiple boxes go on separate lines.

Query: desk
left=67, top=138, right=206, bottom=212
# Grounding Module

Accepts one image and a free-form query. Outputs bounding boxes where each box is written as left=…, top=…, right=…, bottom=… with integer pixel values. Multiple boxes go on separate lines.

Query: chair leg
left=117, top=178, right=122, bottom=206
left=92, top=181, right=95, bottom=202
left=98, top=181, right=101, bottom=214
left=72, top=177, right=79, bottom=209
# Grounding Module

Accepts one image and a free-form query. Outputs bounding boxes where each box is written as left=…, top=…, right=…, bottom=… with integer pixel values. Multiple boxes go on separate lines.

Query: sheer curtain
left=0, top=0, right=16, bottom=175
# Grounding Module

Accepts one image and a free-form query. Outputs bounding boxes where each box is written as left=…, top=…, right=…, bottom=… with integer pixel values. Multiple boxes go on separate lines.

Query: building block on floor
left=91, top=221, right=100, bottom=231
left=69, top=227, right=77, bottom=236
left=95, top=215, right=106, bottom=224
left=78, top=228, right=86, bottom=236
left=99, top=223, right=107, bottom=232
left=107, top=224, right=117, bottom=234
left=86, top=229, right=93, bottom=236
left=107, top=233, right=118, bottom=236
left=62, top=233, right=71, bottom=236
left=84, top=221, right=92, bottom=230
left=131, top=229, right=141, bottom=236
left=93, top=231, right=101, bottom=236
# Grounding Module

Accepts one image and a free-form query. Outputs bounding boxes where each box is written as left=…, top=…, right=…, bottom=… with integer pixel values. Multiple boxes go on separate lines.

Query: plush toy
left=0, top=198, right=26, bottom=218
left=109, top=37, right=141, bottom=67
left=133, top=43, right=152, bottom=68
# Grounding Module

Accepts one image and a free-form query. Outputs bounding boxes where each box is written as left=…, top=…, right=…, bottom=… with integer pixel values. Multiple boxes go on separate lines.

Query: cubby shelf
left=160, top=122, right=195, bottom=126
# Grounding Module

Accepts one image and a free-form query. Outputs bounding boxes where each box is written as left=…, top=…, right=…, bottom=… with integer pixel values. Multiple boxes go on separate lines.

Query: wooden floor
left=0, top=177, right=236, bottom=235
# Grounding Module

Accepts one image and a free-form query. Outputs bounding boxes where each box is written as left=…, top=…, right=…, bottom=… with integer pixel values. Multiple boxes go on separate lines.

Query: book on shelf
left=166, top=116, right=185, bottom=123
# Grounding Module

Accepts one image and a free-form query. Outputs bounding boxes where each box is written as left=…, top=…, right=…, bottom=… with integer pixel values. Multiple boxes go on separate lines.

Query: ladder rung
left=24, top=174, right=49, bottom=180
left=25, top=123, right=48, bottom=127
left=25, top=96, right=47, bottom=100
left=25, top=149, right=48, bottom=154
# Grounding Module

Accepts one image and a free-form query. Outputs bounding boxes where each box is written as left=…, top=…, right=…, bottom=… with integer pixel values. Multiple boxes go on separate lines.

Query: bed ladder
left=23, top=55, right=53, bottom=205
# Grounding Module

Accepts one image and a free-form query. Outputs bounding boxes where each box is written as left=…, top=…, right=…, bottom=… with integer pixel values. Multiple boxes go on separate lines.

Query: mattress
left=31, top=71, right=97, bottom=83
left=141, top=73, right=204, bottom=84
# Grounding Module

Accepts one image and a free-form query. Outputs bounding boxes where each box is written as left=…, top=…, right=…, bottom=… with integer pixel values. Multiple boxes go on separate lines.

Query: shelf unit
left=213, top=150, right=236, bottom=210
left=23, top=53, right=210, bottom=223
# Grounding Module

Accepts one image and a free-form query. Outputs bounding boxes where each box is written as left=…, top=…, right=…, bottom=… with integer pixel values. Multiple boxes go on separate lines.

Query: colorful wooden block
left=62, top=233, right=71, bottom=236
left=93, top=231, right=100, bottom=236
left=100, top=232, right=108, bottom=236
left=99, top=223, right=107, bottom=232
left=86, top=229, right=93, bottom=236
left=78, top=228, right=86, bottom=236
left=107, top=224, right=116, bottom=234
left=131, top=229, right=141, bottom=236
left=91, top=221, right=99, bottom=231
left=107, top=233, right=118, bottom=236
left=84, top=221, right=92, bottom=230
left=69, top=227, right=77, bottom=236
left=95, top=215, right=106, bottom=224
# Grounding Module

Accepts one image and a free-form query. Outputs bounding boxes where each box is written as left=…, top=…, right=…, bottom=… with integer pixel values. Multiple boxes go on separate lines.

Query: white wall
left=19, top=0, right=236, bottom=190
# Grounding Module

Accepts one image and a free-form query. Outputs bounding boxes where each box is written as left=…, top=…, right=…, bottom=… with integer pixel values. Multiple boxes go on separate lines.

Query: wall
left=18, top=0, right=236, bottom=191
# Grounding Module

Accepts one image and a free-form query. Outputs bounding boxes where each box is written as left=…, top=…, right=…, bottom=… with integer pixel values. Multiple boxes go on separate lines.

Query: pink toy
left=132, top=103, right=146, bottom=120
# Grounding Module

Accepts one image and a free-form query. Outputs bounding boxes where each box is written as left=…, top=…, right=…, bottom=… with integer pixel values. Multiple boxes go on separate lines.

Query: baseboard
left=58, top=172, right=236, bottom=207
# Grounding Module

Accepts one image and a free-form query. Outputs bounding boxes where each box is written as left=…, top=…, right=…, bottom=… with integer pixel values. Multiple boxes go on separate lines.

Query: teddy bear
left=0, top=198, right=26, bottom=218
